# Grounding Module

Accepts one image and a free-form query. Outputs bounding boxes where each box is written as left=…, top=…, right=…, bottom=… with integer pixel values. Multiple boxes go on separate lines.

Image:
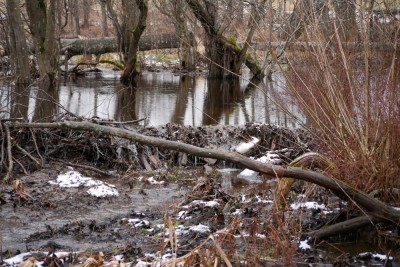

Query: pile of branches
left=0, top=118, right=311, bottom=179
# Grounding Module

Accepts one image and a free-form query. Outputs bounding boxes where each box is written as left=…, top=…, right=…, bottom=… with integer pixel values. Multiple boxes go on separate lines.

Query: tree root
left=10, top=121, right=400, bottom=236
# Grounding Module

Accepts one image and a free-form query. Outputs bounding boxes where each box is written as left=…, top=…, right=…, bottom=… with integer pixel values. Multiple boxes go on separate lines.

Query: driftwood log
left=60, top=32, right=194, bottom=58
left=9, top=121, right=400, bottom=239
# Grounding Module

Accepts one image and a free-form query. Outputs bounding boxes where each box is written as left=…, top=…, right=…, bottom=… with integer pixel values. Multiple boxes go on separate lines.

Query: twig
left=0, top=122, right=4, bottom=173
left=50, top=157, right=118, bottom=178
left=30, top=128, right=44, bottom=166
left=15, top=144, right=41, bottom=166
left=13, top=157, right=28, bottom=175
left=96, top=118, right=147, bottom=125
left=4, top=124, right=13, bottom=181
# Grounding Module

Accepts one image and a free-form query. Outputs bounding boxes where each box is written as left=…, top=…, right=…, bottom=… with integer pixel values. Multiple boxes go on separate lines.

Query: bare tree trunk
left=73, top=0, right=80, bottom=35
left=26, top=0, right=59, bottom=90
left=100, top=0, right=108, bottom=37
left=120, top=0, right=148, bottom=87
left=83, top=0, right=90, bottom=28
left=154, top=0, right=197, bottom=71
left=6, top=0, right=30, bottom=84
left=173, top=0, right=196, bottom=70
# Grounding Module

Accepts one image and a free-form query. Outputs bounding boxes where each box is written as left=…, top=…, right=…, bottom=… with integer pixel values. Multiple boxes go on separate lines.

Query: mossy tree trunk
left=185, top=0, right=264, bottom=79
left=26, top=0, right=59, bottom=91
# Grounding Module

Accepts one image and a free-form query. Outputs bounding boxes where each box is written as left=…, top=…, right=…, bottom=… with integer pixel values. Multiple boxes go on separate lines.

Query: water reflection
left=2, top=70, right=305, bottom=127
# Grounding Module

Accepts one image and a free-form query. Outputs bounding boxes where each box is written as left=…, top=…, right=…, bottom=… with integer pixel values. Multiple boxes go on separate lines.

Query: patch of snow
left=241, top=195, right=250, bottom=203
left=49, top=171, right=100, bottom=187
left=50, top=170, right=119, bottom=198
left=125, top=218, right=150, bottom=228
left=291, top=202, right=325, bottom=210
left=165, top=224, right=211, bottom=237
left=231, top=209, right=243, bottom=215
left=4, top=252, right=71, bottom=267
left=187, top=199, right=219, bottom=208
left=372, top=253, right=393, bottom=261
left=147, top=176, right=165, bottom=185
left=4, top=252, right=35, bottom=266
left=234, top=137, right=260, bottom=154
left=189, top=224, right=211, bottom=234
left=135, top=260, right=152, bottom=267
left=299, top=240, right=311, bottom=250
left=237, top=168, right=258, bottom=179
left=87, top=183, right=119, bottom=197
left=256, top=195, right=273, bottom=204
left=114, top=255, right=124, bottom=261
left=358, top=252, right=394, bottom=261
left=238, top=153, right=282, bottom=179
left=177, top=210, right=188, bottom=219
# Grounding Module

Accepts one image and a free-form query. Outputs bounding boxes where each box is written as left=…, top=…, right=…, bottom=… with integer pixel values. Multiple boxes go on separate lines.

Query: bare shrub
left=285, top=1, right=400, bottom=203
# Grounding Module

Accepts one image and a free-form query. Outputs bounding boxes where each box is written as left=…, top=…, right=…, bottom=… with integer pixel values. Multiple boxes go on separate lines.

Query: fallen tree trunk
left=60, top=32, right=194, bottom=58
left=10, top=121, right=400, bottom=231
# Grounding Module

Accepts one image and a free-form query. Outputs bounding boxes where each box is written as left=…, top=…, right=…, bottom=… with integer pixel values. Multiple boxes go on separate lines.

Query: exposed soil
left=0, top=122, right=398, bottom=266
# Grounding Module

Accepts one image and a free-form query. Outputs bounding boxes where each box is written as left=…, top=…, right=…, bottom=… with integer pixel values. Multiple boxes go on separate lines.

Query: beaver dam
left=0, top=117, right=399, bottom=266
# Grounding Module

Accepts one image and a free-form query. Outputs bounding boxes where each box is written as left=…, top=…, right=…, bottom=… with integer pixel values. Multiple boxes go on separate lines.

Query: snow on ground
left=299, top=240, right=311, bottom=250
left=137, top=176, right=165, bottom=185
left=4, top=252, right=71, bottom=267
left=358, top=252, right=394, bottom=261
left=238, top=152, right=282, bottom=179
left=49, top=170, right=119, bottom=197
left=234, top=136, right=260, bottom=154
left=290, top=201, right=325, bottom=210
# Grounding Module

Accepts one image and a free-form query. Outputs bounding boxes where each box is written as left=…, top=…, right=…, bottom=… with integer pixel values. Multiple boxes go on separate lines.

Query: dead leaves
left=13, top=179, right=33, bottom=200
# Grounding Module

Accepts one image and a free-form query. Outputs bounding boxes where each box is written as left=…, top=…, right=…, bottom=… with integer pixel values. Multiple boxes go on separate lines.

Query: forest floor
left=0, top=122, right=398, bottom=266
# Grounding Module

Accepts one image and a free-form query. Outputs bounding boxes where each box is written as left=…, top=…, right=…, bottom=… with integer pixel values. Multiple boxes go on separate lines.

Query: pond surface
left=1, top=69, right=305, bottom=127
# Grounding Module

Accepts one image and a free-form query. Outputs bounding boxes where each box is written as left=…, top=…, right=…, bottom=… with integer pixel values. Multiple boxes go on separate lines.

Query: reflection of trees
left=10, top=84, right=30, bottom=120
left=202, top=78, right=243, bottom=125
left=32, top=86, right=59, bottom=122
left=115, top=86, right=137, bottom=121
left=240, top=77, right=261, bottom=124
left=171, top=76, right=193, bottom=124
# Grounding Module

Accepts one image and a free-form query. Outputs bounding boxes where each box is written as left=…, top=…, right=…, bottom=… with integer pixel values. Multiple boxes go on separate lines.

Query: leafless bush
left=285, top=0, right=400, bottom=203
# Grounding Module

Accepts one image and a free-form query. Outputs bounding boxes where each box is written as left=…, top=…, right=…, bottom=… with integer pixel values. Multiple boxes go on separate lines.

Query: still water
left=2, top=69, right=304, bottom=127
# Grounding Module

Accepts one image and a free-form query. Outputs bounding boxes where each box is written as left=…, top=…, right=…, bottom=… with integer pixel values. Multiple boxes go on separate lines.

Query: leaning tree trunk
left=120, top=0, right=148, bottom=87
left=26, top=0, right=59, bottom=91
left=6, top=0, right=30, bottom=84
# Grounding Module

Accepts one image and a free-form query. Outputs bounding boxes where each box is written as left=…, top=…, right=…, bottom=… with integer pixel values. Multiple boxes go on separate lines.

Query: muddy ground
left=0, top=122, right=399, bottom=266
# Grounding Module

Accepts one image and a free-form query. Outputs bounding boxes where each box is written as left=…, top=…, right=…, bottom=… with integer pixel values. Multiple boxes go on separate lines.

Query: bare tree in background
left=6, top=0, right=30, bottom=84
left=100, top=0, right=108, bottom=36
left=83, top=0, right=91, bottom=28
left=185, top=0, right=265, bottom=78
left=25, top=0, right=59, bottom=90
left=70, top=0, right=80, bottom=35
left=155, top=0, right=196, bottom=70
